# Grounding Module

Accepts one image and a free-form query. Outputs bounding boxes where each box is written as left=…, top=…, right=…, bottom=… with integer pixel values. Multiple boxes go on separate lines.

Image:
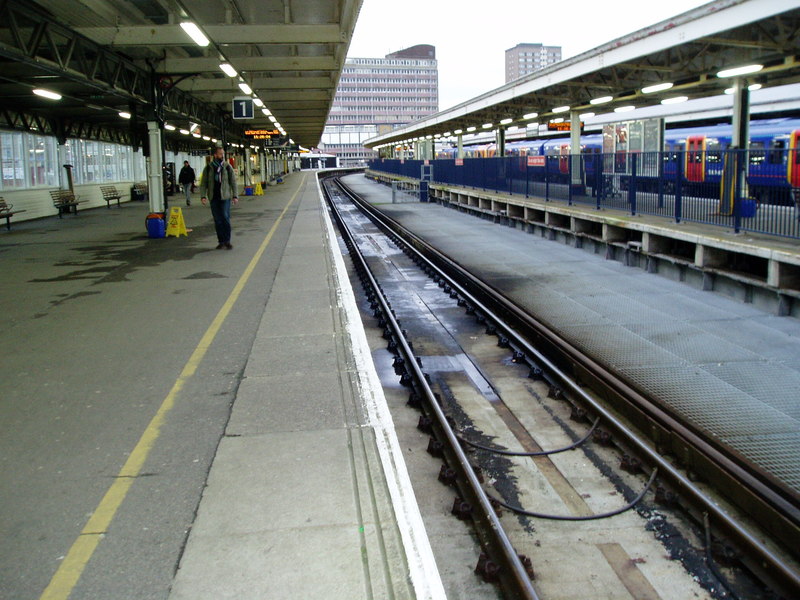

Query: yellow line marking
left=39, top=174, right=307, bottom=600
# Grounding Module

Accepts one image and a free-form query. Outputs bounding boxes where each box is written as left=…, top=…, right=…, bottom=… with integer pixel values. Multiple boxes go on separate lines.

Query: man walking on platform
left=200, top=147, right=239, bottom=250
left=178, top=160, right=196, bottom=206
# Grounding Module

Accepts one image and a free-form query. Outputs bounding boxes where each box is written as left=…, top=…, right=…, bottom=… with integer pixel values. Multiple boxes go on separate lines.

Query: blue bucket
left=147, top=217, right=165, bottom=238
left=244, top=186, right=254, bottom=196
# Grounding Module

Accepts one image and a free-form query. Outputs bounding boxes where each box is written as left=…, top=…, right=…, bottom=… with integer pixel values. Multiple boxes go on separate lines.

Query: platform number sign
left=232, top=96, right=254, bottom=120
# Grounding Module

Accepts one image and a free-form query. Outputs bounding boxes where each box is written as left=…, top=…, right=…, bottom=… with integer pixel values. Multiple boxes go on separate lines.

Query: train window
left=769, top=139, right=785, bottom=165
left=749, top=141, right=765, bottom=165
left=706, top=140, right=721, bottom=163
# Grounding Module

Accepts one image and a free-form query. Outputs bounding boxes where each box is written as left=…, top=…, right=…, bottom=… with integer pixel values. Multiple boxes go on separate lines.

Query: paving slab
left=169, top=173, right=437, bottom=600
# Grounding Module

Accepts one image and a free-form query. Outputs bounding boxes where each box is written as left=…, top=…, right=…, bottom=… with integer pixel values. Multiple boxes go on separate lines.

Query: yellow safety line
left=39, top=174, right=307, bottom=600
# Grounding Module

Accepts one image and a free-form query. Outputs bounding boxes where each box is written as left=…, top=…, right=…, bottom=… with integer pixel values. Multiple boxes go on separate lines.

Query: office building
left=505, top=43, right=562, bottom=83
left=320, top=44, right=439, bottom=166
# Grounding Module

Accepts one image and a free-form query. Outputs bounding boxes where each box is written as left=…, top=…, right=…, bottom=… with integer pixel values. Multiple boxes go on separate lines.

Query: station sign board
left=455, top=158, right=464, bottom=166
left=245, top=128, right=280, bottom=140
left=232, top=96, right=254, bottom=120
left=547, top=121, right=583, bottom=132
left=527, top=155, right=546, bottom=167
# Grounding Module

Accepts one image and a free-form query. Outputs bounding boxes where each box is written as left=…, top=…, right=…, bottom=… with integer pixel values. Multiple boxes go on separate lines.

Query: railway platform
left=342, top=173, right=800, bottom=504
left=0, top=172, right=442, bottom=600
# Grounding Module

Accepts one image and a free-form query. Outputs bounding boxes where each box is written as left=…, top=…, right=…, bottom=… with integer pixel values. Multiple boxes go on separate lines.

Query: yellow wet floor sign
left=255, top=183, right=263, bottom=195
left=166, top=206, right=188, bottom=237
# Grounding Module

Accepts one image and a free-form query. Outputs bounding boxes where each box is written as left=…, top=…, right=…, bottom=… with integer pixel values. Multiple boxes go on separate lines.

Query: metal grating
left=718, top=432, right=800, bottom=494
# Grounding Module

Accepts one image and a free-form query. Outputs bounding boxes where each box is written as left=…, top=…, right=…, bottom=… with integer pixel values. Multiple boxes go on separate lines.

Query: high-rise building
left=505, top=43, right=562, bottom=83
left=320, top=44, right=439, bottom=166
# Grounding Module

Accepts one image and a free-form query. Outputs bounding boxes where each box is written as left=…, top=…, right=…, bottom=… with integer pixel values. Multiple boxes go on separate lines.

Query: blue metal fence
left=369, top=151, right=800, bottom=239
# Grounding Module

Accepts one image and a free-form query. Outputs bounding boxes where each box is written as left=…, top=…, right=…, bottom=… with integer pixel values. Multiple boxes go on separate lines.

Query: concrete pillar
left=457, top=134, right=464, bottom=159
left=497, top=128, right=506, bottom=157
left=244, top=148, right=252, bottom=187
left=570, top=111, right=582, bottom=185
left=57, top=143, right=69, bottom=189
left=731, top=78, right=751, bottom=199
left=260, top=151, right=266, bottom=184
left=731, top=77, right=750, bottom=150
left=146, top=121, right=165, bottom=213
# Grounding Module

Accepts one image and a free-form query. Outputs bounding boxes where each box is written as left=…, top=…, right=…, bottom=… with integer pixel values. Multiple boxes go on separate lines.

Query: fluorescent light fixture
left=453, top=129, right=463, bottom=134
left=661, top=96, right=688, bottom=105
left=748, top=83, right=762, bottom=91
left=238, top=82, right=253, bottom=95
left=466, top=126, right=476, bottom=132
left=552, top=105, right=570, bottom=113
left=32, top=88, right=61, bottom=100
left=550, top=117, right=564, bottom=123
left=523, top=112, right=538, bottom=119
left=179, top=129, right=190, bottom=135
left=262, top=108, right=271, bottom=116
left=434, top=133, right=441, bottom=138
left=268, top=115, right=277, bottom=123
left=192, top=133, right=201, bottom=138
left=481, top=123, right=493, bottom=129
left=425, top=135, right=433, bottom=139
left=211, top=138, right=218, bottom=143
left=507, top=126, right=518, bottom=132
left=614, top=105, right=635, bottom=113
left=202, top=135, right=211, bottom=141
left=443, top=131, right=451, bottom=136
left=273, top=122, right=281, bottom=128
left=579, top=112, right=595, bottom=119
left=590, top=95, right=613, bottom=105
left=253, top=98, right=264, bottom=107
left=118, top=111, right=132, bottom=119
left=641, top=82, right=673, bottom=94
left=180, top=22, right=209, bottom=47
left=164, top=123, right=176, bottom=131
left=499, top=118, right=513, bottom=125
left=290, top=139, right=295, bottom=144
left=717, top=64, right=762, bottom=78
left=219, top=63, right=237, bottom=77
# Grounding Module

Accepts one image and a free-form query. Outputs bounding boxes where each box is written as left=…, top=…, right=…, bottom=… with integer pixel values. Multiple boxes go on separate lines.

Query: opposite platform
left=343, top=173, right=800, bottom=500
left=168, top=172, right=445, bottom=600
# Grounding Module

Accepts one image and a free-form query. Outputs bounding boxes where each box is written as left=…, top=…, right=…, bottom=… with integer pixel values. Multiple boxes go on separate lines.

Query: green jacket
left=200, top=160, right=238, bottom=201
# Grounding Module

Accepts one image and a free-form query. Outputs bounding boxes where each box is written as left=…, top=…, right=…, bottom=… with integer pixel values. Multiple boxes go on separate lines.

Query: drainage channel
left=321, top=172, right=800, bottom=600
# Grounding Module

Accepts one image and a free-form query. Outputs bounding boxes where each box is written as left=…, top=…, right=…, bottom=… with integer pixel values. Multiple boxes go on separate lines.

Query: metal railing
left=369, top=150, right=800, bottom=239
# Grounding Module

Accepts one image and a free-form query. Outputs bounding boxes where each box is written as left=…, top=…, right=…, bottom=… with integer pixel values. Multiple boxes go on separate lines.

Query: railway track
left=320, top=171, right=800, bottom=600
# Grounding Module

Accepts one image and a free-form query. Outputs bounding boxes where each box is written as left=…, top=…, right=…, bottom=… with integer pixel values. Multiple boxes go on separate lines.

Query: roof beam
left=179, top=76, right=333, bottom=92
left=206, top=90, right=331, bottom=103
left=75, top=24, right=345, bottom=46
left=158, top=56, right=338, bottom=73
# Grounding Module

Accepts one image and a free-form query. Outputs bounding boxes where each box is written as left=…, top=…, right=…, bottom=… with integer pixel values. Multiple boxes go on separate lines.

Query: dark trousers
left=209, top=198, right=231, bottom=243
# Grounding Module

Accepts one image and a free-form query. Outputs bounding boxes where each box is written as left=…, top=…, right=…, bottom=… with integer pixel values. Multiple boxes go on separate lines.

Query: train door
left=789, top=130, right=800, bottom=189
left=558, top=144, right=570, bottom=174
left=685, top=135, right=705, bottom=182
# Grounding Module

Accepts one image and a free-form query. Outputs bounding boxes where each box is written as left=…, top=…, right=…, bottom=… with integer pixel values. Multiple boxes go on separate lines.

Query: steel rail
left=320, top=174, right=539, bottom=600
left=334, top=175, right=800, bottom=599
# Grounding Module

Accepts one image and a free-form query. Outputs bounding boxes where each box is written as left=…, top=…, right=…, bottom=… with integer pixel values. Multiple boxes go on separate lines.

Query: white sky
left=346, top=0, right=713, bottom=111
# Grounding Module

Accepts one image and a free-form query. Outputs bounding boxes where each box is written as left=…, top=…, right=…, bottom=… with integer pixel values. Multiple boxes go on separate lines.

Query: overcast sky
left=347, top=0, right=713, bottom=111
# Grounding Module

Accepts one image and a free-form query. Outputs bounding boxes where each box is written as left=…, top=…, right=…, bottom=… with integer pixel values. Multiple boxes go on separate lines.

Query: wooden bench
left=100, top=185, right=123, bottom=208
left=131, top=182, right=148, bottom=202
left=49, top=189, right=82, bottom=218
left=0, top=198, right=25, bottom=230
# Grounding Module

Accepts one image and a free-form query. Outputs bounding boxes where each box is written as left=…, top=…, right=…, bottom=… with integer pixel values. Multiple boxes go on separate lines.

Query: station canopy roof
left=0, top=0, right=362, bottom=147
left=365, top=0, right=800, bottom=150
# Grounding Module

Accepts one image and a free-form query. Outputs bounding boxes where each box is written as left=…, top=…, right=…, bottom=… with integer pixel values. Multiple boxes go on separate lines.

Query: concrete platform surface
left=343, top=173, right=800, bottom=498
left=168, top=174, right=444, bottom=600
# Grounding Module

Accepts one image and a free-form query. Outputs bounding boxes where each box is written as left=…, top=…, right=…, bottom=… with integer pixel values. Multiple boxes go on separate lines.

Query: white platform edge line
left=317, top=174, right=448, bottom=600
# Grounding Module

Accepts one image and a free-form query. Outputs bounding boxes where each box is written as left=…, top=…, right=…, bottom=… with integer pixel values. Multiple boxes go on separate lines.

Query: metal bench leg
left=5, top=216, right=10, bottom=231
